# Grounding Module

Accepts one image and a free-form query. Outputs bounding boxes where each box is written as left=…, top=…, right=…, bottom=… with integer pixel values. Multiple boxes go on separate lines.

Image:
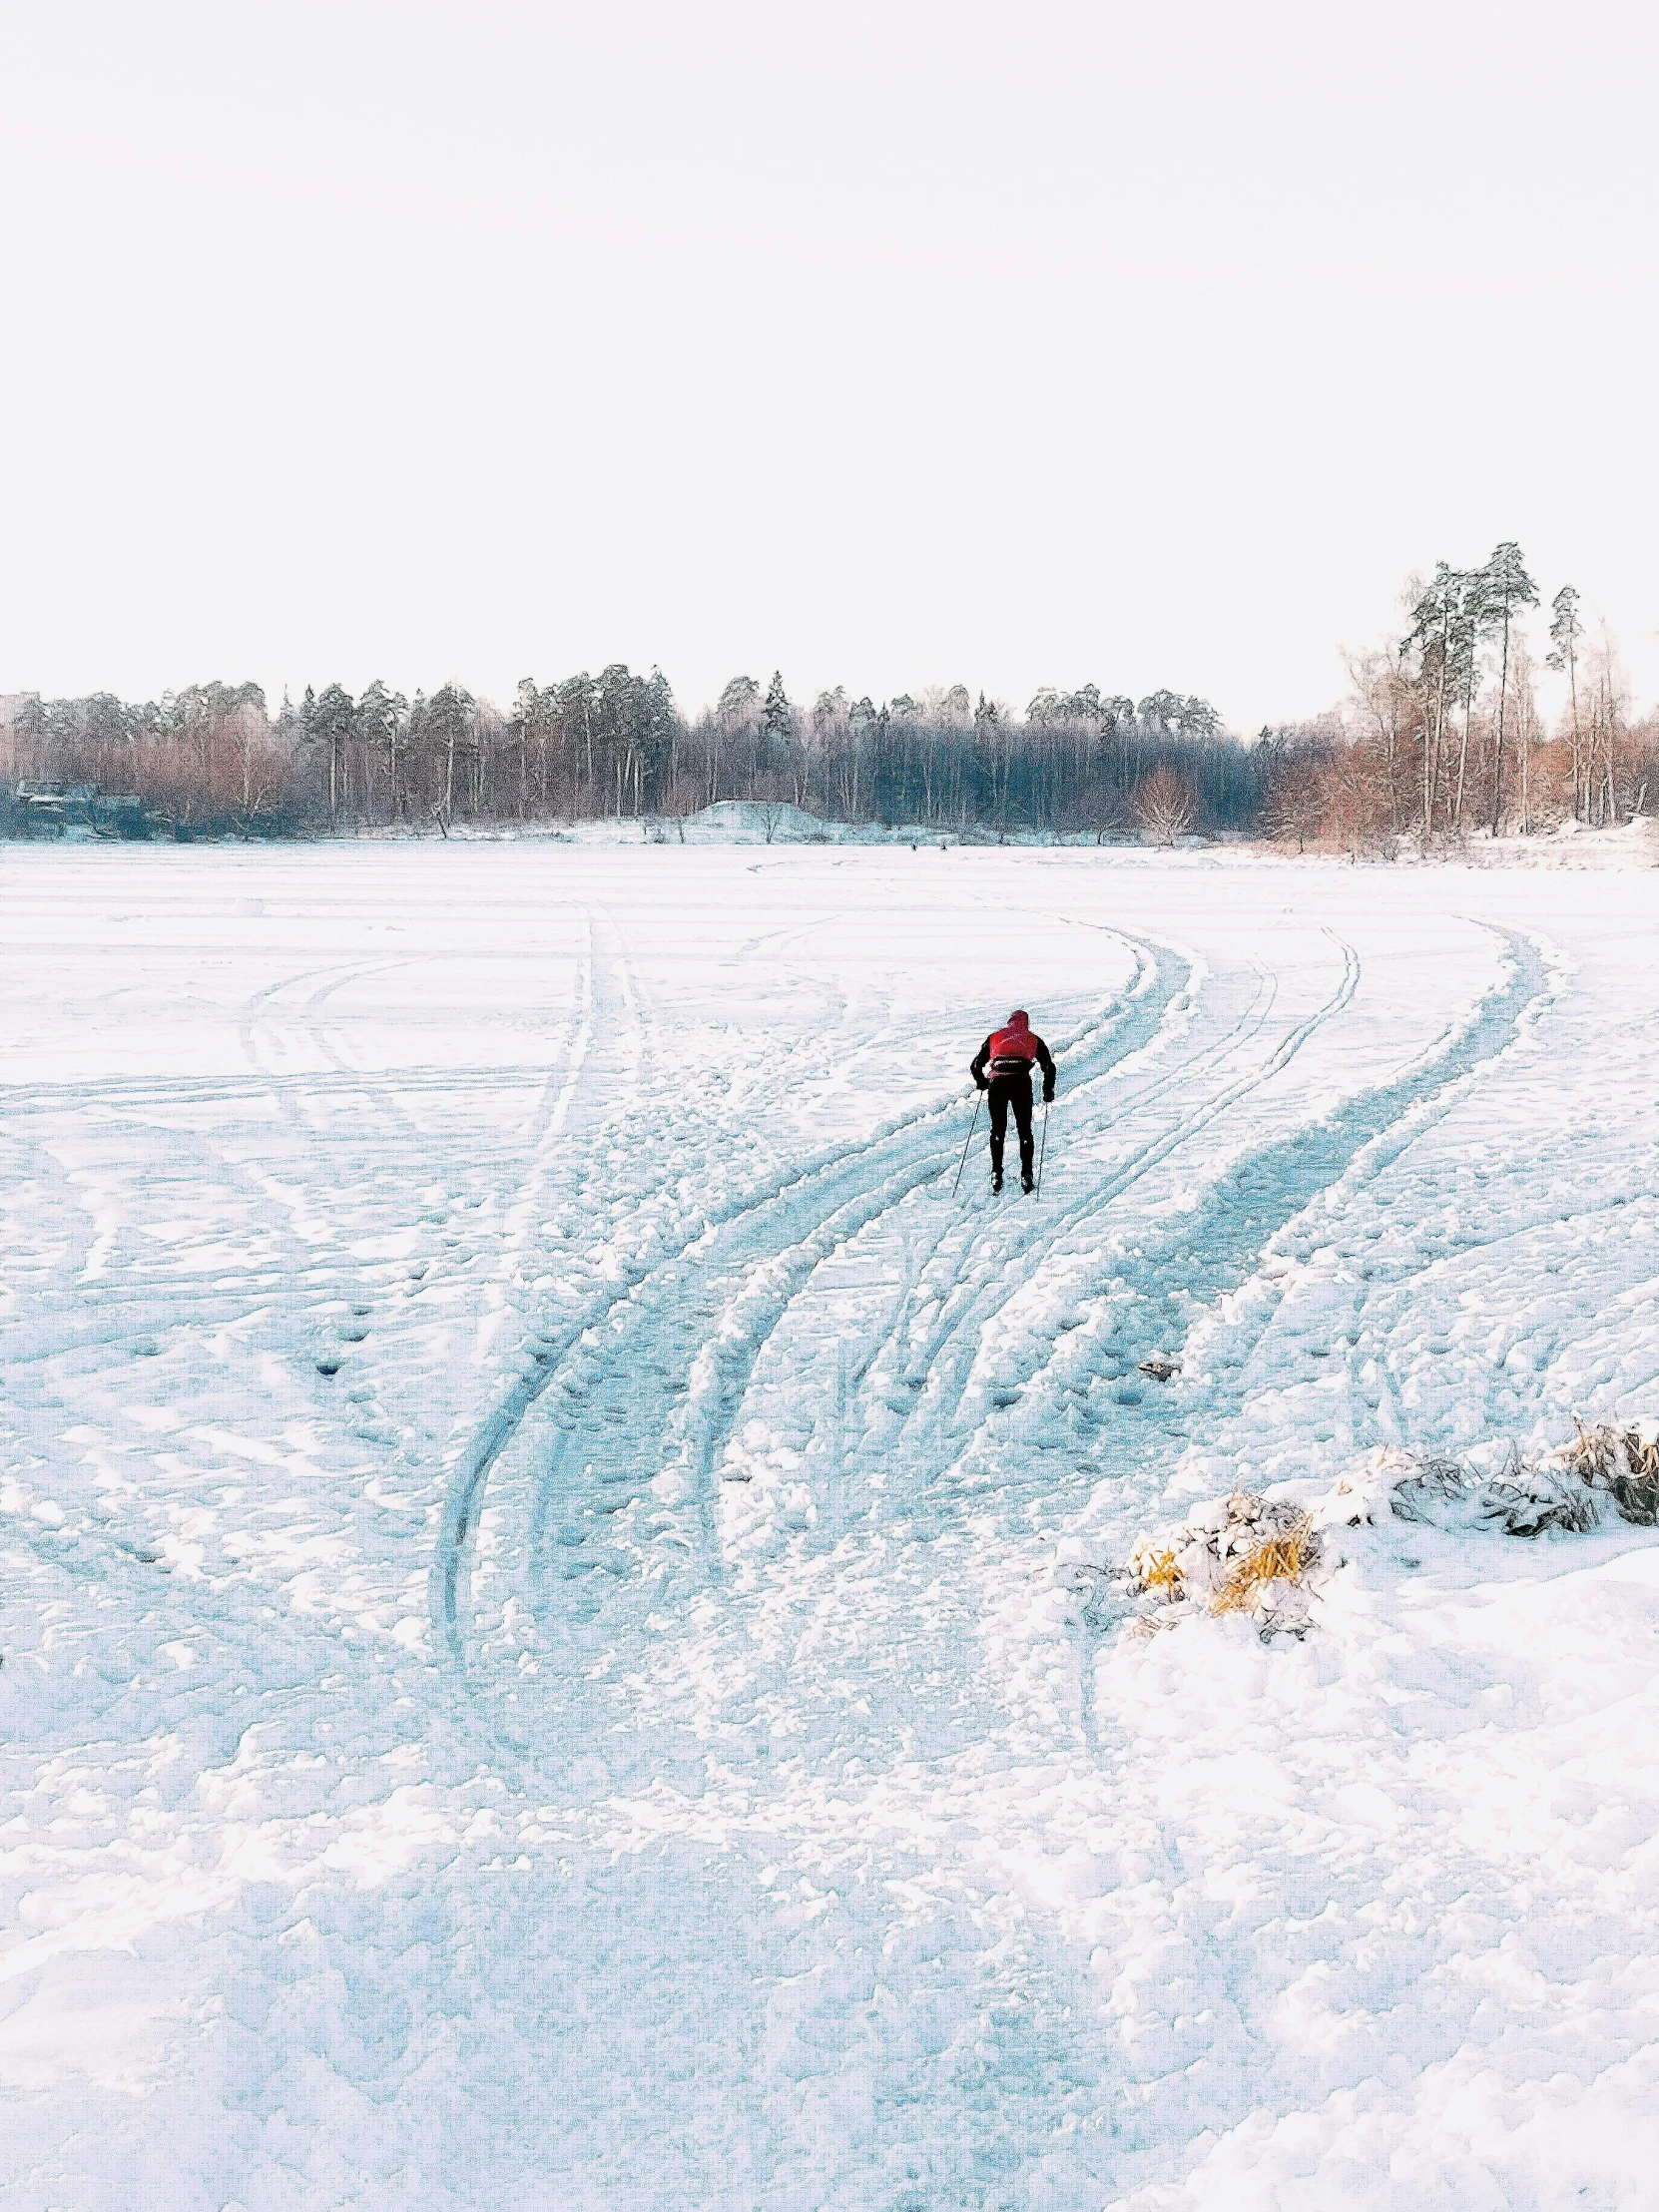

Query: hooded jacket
left=971, top=1010, right=1056, bottom=1098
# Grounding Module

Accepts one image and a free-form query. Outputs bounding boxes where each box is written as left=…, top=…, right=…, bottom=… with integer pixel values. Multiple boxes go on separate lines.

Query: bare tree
left=1133, top=765, right=1196, bottom=845
left=1506, top=635, right=1542, bottom=833
left=1259, top=747, right=1326, bottom=852
left=1345, top=646, right=1414, bottom=835
left=1584, top=627, right=1630, bottom=826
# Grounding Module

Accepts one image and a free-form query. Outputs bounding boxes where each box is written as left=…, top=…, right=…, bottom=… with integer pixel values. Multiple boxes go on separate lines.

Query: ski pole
left=1035, top=1097, right=1050, bottom=1195
left=950, top=1091, right=983, bottom=1198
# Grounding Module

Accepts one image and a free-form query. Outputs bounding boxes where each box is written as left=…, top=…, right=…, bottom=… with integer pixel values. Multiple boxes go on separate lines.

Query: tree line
left=4, top=559, right=1652, bottom=846
left=0, top=670, right=1262, bottom=839
left=1259, top=544, right=1656, bottom=853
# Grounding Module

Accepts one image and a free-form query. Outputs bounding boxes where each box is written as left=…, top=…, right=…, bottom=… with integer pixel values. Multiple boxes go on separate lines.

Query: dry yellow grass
left=1211, top=1515, right=1315, bottom=1617
left=1139, top=1546, right=1183, bottom=1597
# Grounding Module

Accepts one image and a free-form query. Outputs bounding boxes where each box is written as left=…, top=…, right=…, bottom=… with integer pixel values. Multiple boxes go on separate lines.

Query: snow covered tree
left=356, top=679, right=407, bottom=822
left=759, top=670, right=796, bottom=773
left=1407, top=564, right=1457, bottom=834
left=1136, top=690, right=1184, bottom=736
left=717, top=675, right=761, bottom=737
left=1174, top=696, right=1223, bottom=740
left=1344, top=645, right=1414, bottom=837
left=509, top=677, right=540, bottom=817
left=307, top=683, right=355, bottom=824
left=423, top=682, right=475, bottom=827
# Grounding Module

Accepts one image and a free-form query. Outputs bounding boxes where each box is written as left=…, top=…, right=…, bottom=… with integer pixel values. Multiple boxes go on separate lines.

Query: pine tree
left=760, top=671, right=795, bottom=773
left=1446, top=569, right=1489, bottom=830
left=1481, top=542, right=1539, bottom=833
left=357, top=680, right=406, bottom=822
left=425, top=683, right=474, bottom=826
left=1546, top=585, right=1585, bottom=818
left=511, top=678, right=539, bottom=819
left=1137, top=690, right=1184, bottom=736
left=717, top=676, right=761, bottom=734
left=1408, top=563, right=1459, bottom=835
left=309, top=684, right=355, bottom=824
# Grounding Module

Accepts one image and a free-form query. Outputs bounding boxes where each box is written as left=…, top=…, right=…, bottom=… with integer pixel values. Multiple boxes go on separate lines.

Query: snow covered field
left=3, top=838, right=1658, bottom=2211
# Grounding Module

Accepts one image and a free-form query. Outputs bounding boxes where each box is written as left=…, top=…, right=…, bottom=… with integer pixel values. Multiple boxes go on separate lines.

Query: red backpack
left=986, top=1011, right=1039, bottom=1075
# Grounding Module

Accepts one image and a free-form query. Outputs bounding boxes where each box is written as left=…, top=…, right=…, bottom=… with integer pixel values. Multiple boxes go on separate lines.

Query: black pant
left=987, top=1073, right=1034, bottom=1179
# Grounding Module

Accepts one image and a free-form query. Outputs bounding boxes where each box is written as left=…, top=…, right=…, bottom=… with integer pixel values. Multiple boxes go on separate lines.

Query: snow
left=3, top=838, right=1658, bottom=2208
left=673, top=801, right=833, bottom=841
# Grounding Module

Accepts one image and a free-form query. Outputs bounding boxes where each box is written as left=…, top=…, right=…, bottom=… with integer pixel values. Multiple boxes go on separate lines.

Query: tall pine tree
left=759, top=671, right=796, bottom=775
left=1481, top=542, right=1538, bottom=833
left=1546, top=584, right=1585, bottom=816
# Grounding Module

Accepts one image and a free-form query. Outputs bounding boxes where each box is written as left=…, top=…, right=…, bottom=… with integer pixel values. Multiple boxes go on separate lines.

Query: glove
left=1043, top=1086, right=1055, bottom=1105
left=974, top=1076, right=988, bottom=1093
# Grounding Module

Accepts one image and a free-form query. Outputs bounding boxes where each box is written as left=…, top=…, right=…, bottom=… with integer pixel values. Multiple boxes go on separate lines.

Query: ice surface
left=2, top=839, right=1657, bottom=2208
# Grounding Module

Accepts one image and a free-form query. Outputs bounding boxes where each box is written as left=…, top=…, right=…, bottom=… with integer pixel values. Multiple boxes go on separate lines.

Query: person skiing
left=970, top=1009, right=1056, bottom=1193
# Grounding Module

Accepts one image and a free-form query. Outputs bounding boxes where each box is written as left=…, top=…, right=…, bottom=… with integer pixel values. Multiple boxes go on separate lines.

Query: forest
left=3, top=546, right=1652, bottom=847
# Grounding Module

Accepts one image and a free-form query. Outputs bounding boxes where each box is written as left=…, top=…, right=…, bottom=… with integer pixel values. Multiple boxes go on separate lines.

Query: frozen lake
left=3, top=838, right=1657, bottom=2209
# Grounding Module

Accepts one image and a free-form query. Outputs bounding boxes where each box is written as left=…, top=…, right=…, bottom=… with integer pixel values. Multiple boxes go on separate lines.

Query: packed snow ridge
left=2, top=841, right=1657, bottom=2210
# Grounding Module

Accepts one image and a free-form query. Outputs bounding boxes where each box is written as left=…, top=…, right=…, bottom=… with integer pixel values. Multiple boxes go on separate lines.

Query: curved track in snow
left=429, top=932, right=1179, bottom=1674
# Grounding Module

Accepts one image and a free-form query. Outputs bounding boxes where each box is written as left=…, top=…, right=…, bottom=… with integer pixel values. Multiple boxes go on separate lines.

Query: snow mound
left=672, top=800, right=834, bottom=842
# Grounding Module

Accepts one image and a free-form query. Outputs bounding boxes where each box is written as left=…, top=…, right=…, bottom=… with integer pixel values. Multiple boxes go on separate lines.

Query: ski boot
left=991, top=1168, right=1004, bottom=1193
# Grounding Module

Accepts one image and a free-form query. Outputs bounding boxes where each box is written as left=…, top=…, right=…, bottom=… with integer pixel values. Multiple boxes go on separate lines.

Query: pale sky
left=3, top=0, right=1656, bottom=730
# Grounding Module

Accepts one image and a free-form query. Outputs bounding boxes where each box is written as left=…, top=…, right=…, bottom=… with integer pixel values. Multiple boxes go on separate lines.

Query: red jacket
left=971, top=1010, right=1056, bottom=1094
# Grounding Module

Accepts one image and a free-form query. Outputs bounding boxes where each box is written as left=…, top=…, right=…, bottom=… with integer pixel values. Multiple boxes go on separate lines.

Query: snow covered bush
left=1478, top=1454, right=1603, bottom=1535
left=1382, top=1451, right=1482, bottom=1531
left=1107, top=1418, right=1659, bottom=1647
left=1123, top=1489, right=1333, bottom=1639
left=1381, top=1421, right=1659, bottom=1535
left=1552, top=1417, right=1659, bottom=1524
left=1382, top=1441, right=1603, bottom=1536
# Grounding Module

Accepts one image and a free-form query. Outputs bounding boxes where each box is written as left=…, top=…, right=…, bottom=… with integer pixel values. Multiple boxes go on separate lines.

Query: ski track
left=881, top=948, right=1290, bottom=1442
left=994, top=925, right=1539, bottom=1465
left=432, top=930, right=1166, bottom=1674
left=668, top=937, right=1273, bottom=1536
left=870, top=929, right=1354, bottom=1453
left=449, top=925, right=1384, bottom=1785
left=653, top=931, right=1367, bottom=1771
